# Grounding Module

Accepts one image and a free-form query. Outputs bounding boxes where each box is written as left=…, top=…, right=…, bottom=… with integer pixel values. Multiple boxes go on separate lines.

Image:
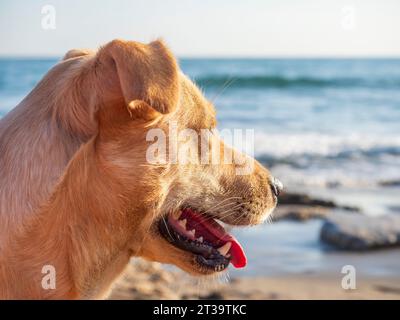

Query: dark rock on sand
left=380, top=179, right=400, bottom=187
left=273, top=192, right=360, bottom=221
left=279, top=192, right=335, bottom=207
left=273, top=205, right=331, bottom=221
left=388, top=205, right=400, bottom=213
left=273, top=205, right=361, bottom=222
left=320, top=213, right=400, bottom=250
left=279, top=192, right=360, bottom=212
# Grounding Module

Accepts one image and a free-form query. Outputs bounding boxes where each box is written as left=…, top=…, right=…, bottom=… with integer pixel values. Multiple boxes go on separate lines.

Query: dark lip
left=158, top=216, right=230, bottom=272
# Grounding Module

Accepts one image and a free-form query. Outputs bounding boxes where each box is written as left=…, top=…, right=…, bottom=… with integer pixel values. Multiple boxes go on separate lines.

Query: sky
left=0, top=0, right=399, bottom=57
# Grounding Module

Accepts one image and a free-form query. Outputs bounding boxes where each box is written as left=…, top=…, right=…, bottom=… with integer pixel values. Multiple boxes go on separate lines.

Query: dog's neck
left=0, top=58, right=97, bottom=244
left=1, top=138, right=138, bottom=299
left=0, top=59, right=123, bottom=298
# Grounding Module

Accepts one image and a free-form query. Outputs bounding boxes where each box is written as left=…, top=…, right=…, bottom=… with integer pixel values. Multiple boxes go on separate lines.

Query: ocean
left=1, top=57, right=400, bottom=277
left=180, top=58, right=400, bottom=190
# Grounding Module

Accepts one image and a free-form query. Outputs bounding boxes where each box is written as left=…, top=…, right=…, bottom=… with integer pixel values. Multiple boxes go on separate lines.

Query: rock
left=279, top=192, right=335, bottom=207
left=273, top=202, right=361, bottom=222
left=320, top=213, right=400, bottom=250
left=380, top=179, right=400, bottom=187
left=279, top=192, right=360, bottom=212
left=273, top=205, right=330, bottom=221
left=388, top=205, right=400, bottom=213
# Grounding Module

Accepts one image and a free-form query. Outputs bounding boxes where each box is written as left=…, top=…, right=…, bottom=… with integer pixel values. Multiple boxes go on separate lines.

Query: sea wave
left=253, top=133, right=400, bottom=158
left=195, top=75, right=400, bottom=89
left=251, top=132, right=400, bottom=187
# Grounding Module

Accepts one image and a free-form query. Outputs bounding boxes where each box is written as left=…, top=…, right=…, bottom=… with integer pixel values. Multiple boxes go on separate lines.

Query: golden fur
left=0, top=39, right=277, bottom=299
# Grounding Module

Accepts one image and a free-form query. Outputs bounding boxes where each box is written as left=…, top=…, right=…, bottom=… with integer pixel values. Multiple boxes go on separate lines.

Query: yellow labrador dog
left=0, top=39, right=282, bottom=299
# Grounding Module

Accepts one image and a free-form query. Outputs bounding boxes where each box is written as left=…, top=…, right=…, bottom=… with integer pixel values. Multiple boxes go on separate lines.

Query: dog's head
left=61, top=39, right=283, bottom=276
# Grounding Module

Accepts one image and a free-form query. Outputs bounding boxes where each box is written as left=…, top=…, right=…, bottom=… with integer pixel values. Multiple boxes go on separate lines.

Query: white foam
left=253, top=132, right=400, bottom=157
left=250, top=131, right=400, bottom=188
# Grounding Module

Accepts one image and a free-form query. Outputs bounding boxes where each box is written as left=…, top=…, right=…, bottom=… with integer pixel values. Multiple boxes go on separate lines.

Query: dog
left=0, top=39, right=282, bottom=299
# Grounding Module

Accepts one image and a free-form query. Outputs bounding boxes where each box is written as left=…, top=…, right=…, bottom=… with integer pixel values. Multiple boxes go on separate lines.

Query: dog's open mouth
left=158, top=207, right=246, bottom=272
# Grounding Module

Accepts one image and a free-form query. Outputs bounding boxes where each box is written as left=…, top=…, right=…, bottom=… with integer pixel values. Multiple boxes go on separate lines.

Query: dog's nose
left=270, top=177, right=283, bottom=197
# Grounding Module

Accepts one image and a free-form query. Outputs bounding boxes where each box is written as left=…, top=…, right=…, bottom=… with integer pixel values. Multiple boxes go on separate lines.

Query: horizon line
left=1, top=54, right=400, bottom=60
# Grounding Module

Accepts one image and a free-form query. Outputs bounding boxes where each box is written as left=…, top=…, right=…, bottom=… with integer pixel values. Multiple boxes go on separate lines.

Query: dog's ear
left=63, top=49, right=94, bottom=60
left=96, top=39, right=180, bottom=120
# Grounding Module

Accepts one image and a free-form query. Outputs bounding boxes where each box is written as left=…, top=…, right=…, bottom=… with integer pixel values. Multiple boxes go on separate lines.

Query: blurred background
left=1, top=0, right=400, bottom=299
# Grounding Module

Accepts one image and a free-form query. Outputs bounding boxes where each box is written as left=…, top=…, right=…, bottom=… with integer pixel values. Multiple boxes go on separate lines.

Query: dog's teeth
left=187, top=229, right=196, bottom=237
left=178, top=219, right=187, bottom=229
left=217, top=242, right=232, bottom=256
left=197, top=236, right=203, bottom=243
left=171, top=211, right=181, bottom=220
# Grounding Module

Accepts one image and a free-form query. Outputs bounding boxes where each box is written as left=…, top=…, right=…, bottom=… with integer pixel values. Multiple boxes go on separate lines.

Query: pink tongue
left=221, top=234, right=247, bottom=268
left=180, top=209, right=247, bottom=268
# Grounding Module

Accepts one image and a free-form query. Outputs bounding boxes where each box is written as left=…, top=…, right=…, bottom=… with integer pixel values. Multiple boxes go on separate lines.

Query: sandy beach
left=109, top=260, right=400, bottom=300
left=109, top=189, right=400, bottom=300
